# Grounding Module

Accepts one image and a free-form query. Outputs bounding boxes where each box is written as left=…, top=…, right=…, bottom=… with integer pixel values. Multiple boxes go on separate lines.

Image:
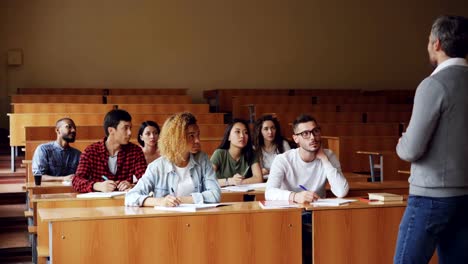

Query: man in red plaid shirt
left=72, top=109, right=147, bottom=193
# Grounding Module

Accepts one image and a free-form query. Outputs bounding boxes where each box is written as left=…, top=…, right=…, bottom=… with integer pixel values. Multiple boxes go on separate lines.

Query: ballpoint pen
left=170, top=187, right=175, bottom=196
left=299, top=185, right=308, bottom=191
left=102, top=175, right=109, bottom=181
left=242, top=166, right=250, bottom=177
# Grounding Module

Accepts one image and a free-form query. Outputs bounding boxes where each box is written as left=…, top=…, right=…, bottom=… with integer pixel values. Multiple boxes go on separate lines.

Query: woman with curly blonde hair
left=125, top=112, right=221, bottom=207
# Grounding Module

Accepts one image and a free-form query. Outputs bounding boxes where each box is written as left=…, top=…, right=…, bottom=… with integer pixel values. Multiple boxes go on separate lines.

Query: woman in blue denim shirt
left=125, top=112, right=221, bottom=207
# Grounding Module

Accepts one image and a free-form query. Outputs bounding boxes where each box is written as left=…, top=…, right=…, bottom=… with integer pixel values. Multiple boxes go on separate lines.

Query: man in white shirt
left=266, top=114, right=349, bottom=203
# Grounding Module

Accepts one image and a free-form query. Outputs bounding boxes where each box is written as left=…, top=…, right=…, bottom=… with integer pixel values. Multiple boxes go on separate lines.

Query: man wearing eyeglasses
left=265, top=114, right=349, bottom=203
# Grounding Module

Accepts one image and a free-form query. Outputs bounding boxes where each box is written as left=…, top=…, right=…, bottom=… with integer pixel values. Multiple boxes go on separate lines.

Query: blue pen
left=170, top=187, right=175, bottom=196
left=299, top=185, right=308, bottom=191
left=102, top=175, right=109, bottom=181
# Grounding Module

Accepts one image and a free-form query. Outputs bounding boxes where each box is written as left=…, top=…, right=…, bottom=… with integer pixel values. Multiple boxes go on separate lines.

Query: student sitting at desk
left=125, top=112, right=221, bottom=207
left=253, top=114, right=291, bottom=180
left=210, top=119, right=262, bottom=187
left=72, top=109, right=147, bottom=193
left=138, top=120, right=161, bottom=164
left=32, top=118, right=81, bottom=181
left=265, top=114, right=349, bottom=202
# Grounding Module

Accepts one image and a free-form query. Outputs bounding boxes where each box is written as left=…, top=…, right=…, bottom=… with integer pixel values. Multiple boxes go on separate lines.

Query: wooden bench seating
left=322, top=136, right=409, bottom=181
left=320, top=123, right=402, bottom=137
left=11, top=103, right=211, bottom=114
left=268, top=112, right=364, bottom=136
left=106, top=95, right=192, bottom=104
left=11, top=103, right=116, bottom=113
left=338, top=104, right=413, bottom=112
left=17, top=88, right=187, bottom=95
left=203, top=89, right=370, bottom=112
left=365, top=112, right=412, bottom=123
left=9, top=113, right=224, bottom=146
left=203, top=89, right=292, bottom=112
left=10, top=95, right=104, bottom=104
left=232, top=95, right=389, bottom=117
left=25, top=138, right=221, bottom=160
left=117, top=104, right=210, bottom=114
left=236, top=103, right=413, bottom=120
left=107, top=88, right=187, bottom=95
left=24, top=124, right=227, bottom=158
left=17, top=88, right=104, bottom=95
left=235, top=104, right=338, bottom=120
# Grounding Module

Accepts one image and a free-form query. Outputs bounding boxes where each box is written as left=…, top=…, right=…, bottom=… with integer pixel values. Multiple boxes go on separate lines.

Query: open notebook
left=76, top=191, right=127, bottom=198
left=311, top=198, right=356, bottom=206
left=154, top=203, right=225, bottom=212
left=258, top=200, right=300, bottom=209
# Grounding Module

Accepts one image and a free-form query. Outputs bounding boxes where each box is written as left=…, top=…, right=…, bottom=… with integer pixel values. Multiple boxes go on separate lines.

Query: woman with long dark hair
left=253, top=115, right=291, bottom=178
left=210, top=119, right=262, bottom=186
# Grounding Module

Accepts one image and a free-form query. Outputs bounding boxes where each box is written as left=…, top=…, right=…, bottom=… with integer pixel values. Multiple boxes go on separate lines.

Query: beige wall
left=1, top=0, right=468, bottom=129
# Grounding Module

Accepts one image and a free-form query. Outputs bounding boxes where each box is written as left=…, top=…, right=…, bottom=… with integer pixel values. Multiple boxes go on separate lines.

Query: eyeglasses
left=295, top=127, right=321, bottom=139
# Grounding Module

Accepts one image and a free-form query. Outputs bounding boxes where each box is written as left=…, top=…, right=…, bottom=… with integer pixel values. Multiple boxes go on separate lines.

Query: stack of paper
left=311, top=198, right=356, bottom=207
left=221, top=186, right=254, bottom=192
left=221, top=183, right=266, bottom=192
left=76, top=191, right=127, bottom=198
left=154, top=203, right=224, bottom=212
left=258, top=200, right=300, bottom=209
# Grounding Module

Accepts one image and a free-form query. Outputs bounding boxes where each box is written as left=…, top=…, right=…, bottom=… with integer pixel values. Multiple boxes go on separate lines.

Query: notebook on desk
left=258, top=200, right=300, bottom=209
left=368, top=193, right=403, bottom=201
left=311, top=198, right=356, bottom=207
left=154, top=203, right=226, bottom=212
left=76, top=191, right=127, bottom=198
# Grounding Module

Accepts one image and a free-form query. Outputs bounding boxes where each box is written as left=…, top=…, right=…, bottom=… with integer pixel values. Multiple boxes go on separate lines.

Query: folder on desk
left=221, top=186, right=255, bottom=192
left=258, top=200, right=300, bottom=209
left=311, top=198, right=356, bottom=207
left=76, top=191, right=127, bottom=198
left=154, top=203, right=224, bottom=212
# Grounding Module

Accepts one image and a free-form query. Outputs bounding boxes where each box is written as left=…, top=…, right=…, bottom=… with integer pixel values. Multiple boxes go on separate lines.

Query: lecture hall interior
left=1, top=1, right=467, bottom=263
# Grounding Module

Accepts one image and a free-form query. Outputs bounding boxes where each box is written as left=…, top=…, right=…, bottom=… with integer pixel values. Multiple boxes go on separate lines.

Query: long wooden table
left=303, top=200, right=437, bottom=264
left=39, top=202, right=302, bottom=264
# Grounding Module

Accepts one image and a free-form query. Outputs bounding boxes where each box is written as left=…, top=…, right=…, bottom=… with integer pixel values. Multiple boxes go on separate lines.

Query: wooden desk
left=221, top=189, right=265, bottom=202
left=304, top=200, right=405, bottom=264
left=325, top=180, right=409, bottom=198
left=39, top=202, right=302, bottom=264
left=303, top=200, right=437, bottom=264
left=26, top=182, right=75, bottom=209
left=33, top=193, right=124, bottom=261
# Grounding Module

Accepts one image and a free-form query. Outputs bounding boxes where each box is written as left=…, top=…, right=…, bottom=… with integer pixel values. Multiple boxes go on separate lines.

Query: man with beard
left=394, top=15, right=468, bottom=264
left=32, top=118, right=81, bottom=181
left=265, top=114, right=349, bottom=202
left=72, top=109, right=147, bottom=193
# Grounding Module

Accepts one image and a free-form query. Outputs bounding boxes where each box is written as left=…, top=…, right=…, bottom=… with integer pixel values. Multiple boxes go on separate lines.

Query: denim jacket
left=125, top=151, right=221, bottom=206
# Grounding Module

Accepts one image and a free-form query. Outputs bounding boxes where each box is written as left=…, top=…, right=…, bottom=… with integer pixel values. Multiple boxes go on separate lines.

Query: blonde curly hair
left=158, top=112, right=197, bottom=164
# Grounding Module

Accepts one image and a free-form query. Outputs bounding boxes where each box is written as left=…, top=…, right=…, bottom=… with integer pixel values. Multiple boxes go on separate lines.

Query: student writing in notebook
left=265, top=114, right=349, bottom=203
left=210, top=119, right=263, bottom=187
left=125, top=112, right=221, bottom=207
left=32, top=117, right=81, bottom=182
left=72, top=109, right=147, bottom=193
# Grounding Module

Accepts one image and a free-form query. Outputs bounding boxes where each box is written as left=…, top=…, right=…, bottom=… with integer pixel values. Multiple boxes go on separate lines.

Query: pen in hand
left=242, top=166, right=250, bottom=177
left=168, top=187, right=181, bottom=207
left=102, top=175, right=109, bottom=181
left=298, top=184, right=320, bottom=202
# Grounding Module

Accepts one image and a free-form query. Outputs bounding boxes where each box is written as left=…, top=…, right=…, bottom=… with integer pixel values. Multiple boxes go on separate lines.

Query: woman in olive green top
left=210, top=119, right=263, bottom=187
